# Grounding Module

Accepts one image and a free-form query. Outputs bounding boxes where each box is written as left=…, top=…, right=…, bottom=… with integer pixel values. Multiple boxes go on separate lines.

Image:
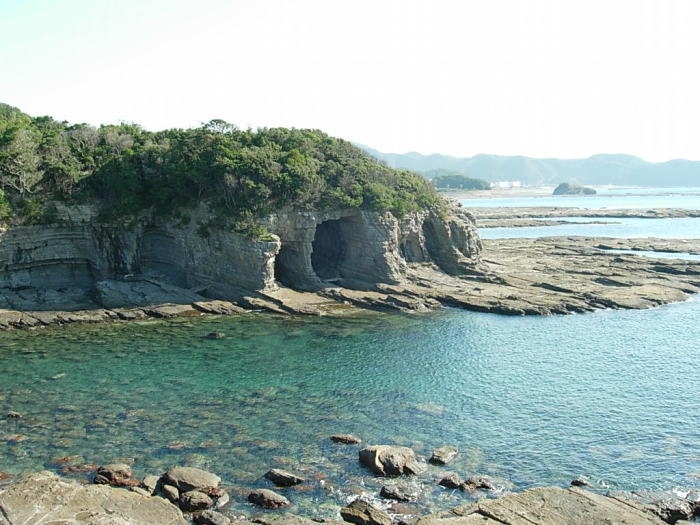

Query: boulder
left=162, top=466, right=221, bottom=493
left=331, top=434, right=362, bottom=444
left=93, top=463, right=133, bottom=486
left=141, top=474, right=160, bottom=494
left=193, top=509, right=232, bottom=525
left=340, top=499, right=393, bottom=525
left=248, top=488, right=291, bottom=508
left=438, top=473, right=462, bottom=489
left=380, top=484, right=417, bottom=502
left=162, top=484, right=180, bottom=503
left=462, top=476, right=495, bottom=491
left=0, top=471, right=187, bottom=524
left=359, top=445, right=424, bottom=476
left=265, top=468, right=305, bottom=486
left=206, top=332, right=226, bottom=339
left=571, top=477, right=589, bottom=487
left=6, top=410, right=22, bottom=419
left=429, top=446, right=458, bottom=465
left=180, top=490, right=214, bottom=511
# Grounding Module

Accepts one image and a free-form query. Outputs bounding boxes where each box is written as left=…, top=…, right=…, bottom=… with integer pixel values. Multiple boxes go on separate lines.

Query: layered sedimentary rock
left=0, top=202, right=481, bottom=315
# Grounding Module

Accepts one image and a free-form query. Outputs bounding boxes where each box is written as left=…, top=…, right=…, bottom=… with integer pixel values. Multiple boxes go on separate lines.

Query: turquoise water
left=2, top=303, right=700, bottom=516
left=461, top=188, right=700, bottom=209
left=480, top=217, right=700, bottom=240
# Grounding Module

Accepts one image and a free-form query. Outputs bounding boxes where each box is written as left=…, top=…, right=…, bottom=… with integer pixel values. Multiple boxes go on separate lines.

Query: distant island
left=359, top=145, right=700, bottom=187
left=552, top=182, right=596, bottom=195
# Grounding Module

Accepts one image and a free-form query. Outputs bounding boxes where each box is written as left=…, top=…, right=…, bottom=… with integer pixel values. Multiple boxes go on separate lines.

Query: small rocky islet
left=1, top=441, right=698, bottom=525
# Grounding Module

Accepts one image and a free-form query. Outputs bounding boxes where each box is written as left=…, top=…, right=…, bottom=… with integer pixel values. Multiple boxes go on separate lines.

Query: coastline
left=1, top=234, right=699, bottom=330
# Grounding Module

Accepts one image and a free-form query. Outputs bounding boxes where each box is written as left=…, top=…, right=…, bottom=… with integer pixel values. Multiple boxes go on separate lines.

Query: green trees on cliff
left=0, top=103, right=439, bottom=225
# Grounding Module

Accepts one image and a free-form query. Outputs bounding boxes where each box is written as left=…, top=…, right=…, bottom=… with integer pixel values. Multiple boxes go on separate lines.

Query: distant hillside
left=359, top=146, right=700, bottom=187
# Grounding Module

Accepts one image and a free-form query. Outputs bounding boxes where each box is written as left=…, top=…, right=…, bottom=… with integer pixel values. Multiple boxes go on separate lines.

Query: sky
left=1, top=0, right=699, bottom=161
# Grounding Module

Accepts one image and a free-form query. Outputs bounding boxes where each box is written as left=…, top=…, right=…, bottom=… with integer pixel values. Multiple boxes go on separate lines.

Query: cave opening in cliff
left=311, top=219, right=347, bottom=281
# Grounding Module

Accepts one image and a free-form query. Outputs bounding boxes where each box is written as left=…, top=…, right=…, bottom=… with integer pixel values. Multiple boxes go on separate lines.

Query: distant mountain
left=358, top=146, right=700, bottom=187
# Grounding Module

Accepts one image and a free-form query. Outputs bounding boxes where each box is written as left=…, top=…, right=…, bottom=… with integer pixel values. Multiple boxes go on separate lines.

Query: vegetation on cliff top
left=0, top=103, right=439, bottom=226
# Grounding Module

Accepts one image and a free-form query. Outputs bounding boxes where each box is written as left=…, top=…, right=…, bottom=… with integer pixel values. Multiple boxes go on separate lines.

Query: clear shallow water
left=1, top=304, right=700, bottom=516
left=480, top=217, right=700, bottom=240
left=461, top=188, right=700, bottom=209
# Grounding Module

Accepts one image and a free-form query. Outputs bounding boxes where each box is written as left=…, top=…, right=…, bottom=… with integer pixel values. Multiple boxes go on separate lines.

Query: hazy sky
left=2, top=0, right=699, bottom=161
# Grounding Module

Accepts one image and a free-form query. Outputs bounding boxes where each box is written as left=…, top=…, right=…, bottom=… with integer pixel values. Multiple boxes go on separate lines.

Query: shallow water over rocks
left=1, top=303, right=699, bottom=517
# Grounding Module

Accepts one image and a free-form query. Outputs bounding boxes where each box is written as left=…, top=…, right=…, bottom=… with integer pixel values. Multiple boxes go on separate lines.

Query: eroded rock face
left=0, top=471, right=187, bottom=525
left=0, top=202, right=480, bottom=315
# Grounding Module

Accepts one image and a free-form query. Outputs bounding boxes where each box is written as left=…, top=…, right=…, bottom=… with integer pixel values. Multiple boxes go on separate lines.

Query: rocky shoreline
left=1, top=235, right=699, bottom=329
left=1, top=440, right=698, bottom=525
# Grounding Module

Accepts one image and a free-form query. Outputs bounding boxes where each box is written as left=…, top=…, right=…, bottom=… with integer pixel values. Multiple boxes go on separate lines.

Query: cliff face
left=0, top=202, right=481, bottom=312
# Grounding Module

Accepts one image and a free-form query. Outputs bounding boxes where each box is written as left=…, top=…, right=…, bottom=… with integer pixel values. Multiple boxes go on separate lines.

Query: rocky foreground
left=1, top=442, right=698, bottom=525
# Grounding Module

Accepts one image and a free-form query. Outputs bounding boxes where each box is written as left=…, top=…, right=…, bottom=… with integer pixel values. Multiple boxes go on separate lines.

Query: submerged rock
left=359, top=445, right=425, bottom=476
left=206, top=331, right=226, bottom=339
left=330, top=434, right=362, bottom=444
left=265, top=468, right=305, bottom=486
left=340, top=499, right=393, bottom=525
left=429, top=446, right=458, bottom=465
left=248, top=488, right=291, bottom=508
left=6, top=410, right=22, bottom=419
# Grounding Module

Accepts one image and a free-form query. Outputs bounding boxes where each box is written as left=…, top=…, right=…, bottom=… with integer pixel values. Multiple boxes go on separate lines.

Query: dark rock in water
left=6, top=410, right=22, bottom=419
left=438, top=473, right=462, bottom=489
left=571, top=477, right=590, bottom=487
left=359, top=445, right=424, bottom=476
left=380, top=485, right=417, bottom=502
left=340, top=499, right=393, bottom=525
left=162, top=484, right=180, bottom=503
left=331, top=434, right=362, bottom=444
left=206, top=332, right=226, bottom=339
left=180, top=490, right=214, bottom=511
left=163, top=466, right=221, bottom=493
left=462, top=476, right=495, bottom=491
left=93, top=463, right=133, bottom=486
left=193, top=509, right=232, bottom=525
left=0, top=471, right=13, bottom=482
left=248, top=488, right=291, bottom=508
left=429, top=446, right=458, bottom=465
left=265, top=468, right=305, bottom=486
